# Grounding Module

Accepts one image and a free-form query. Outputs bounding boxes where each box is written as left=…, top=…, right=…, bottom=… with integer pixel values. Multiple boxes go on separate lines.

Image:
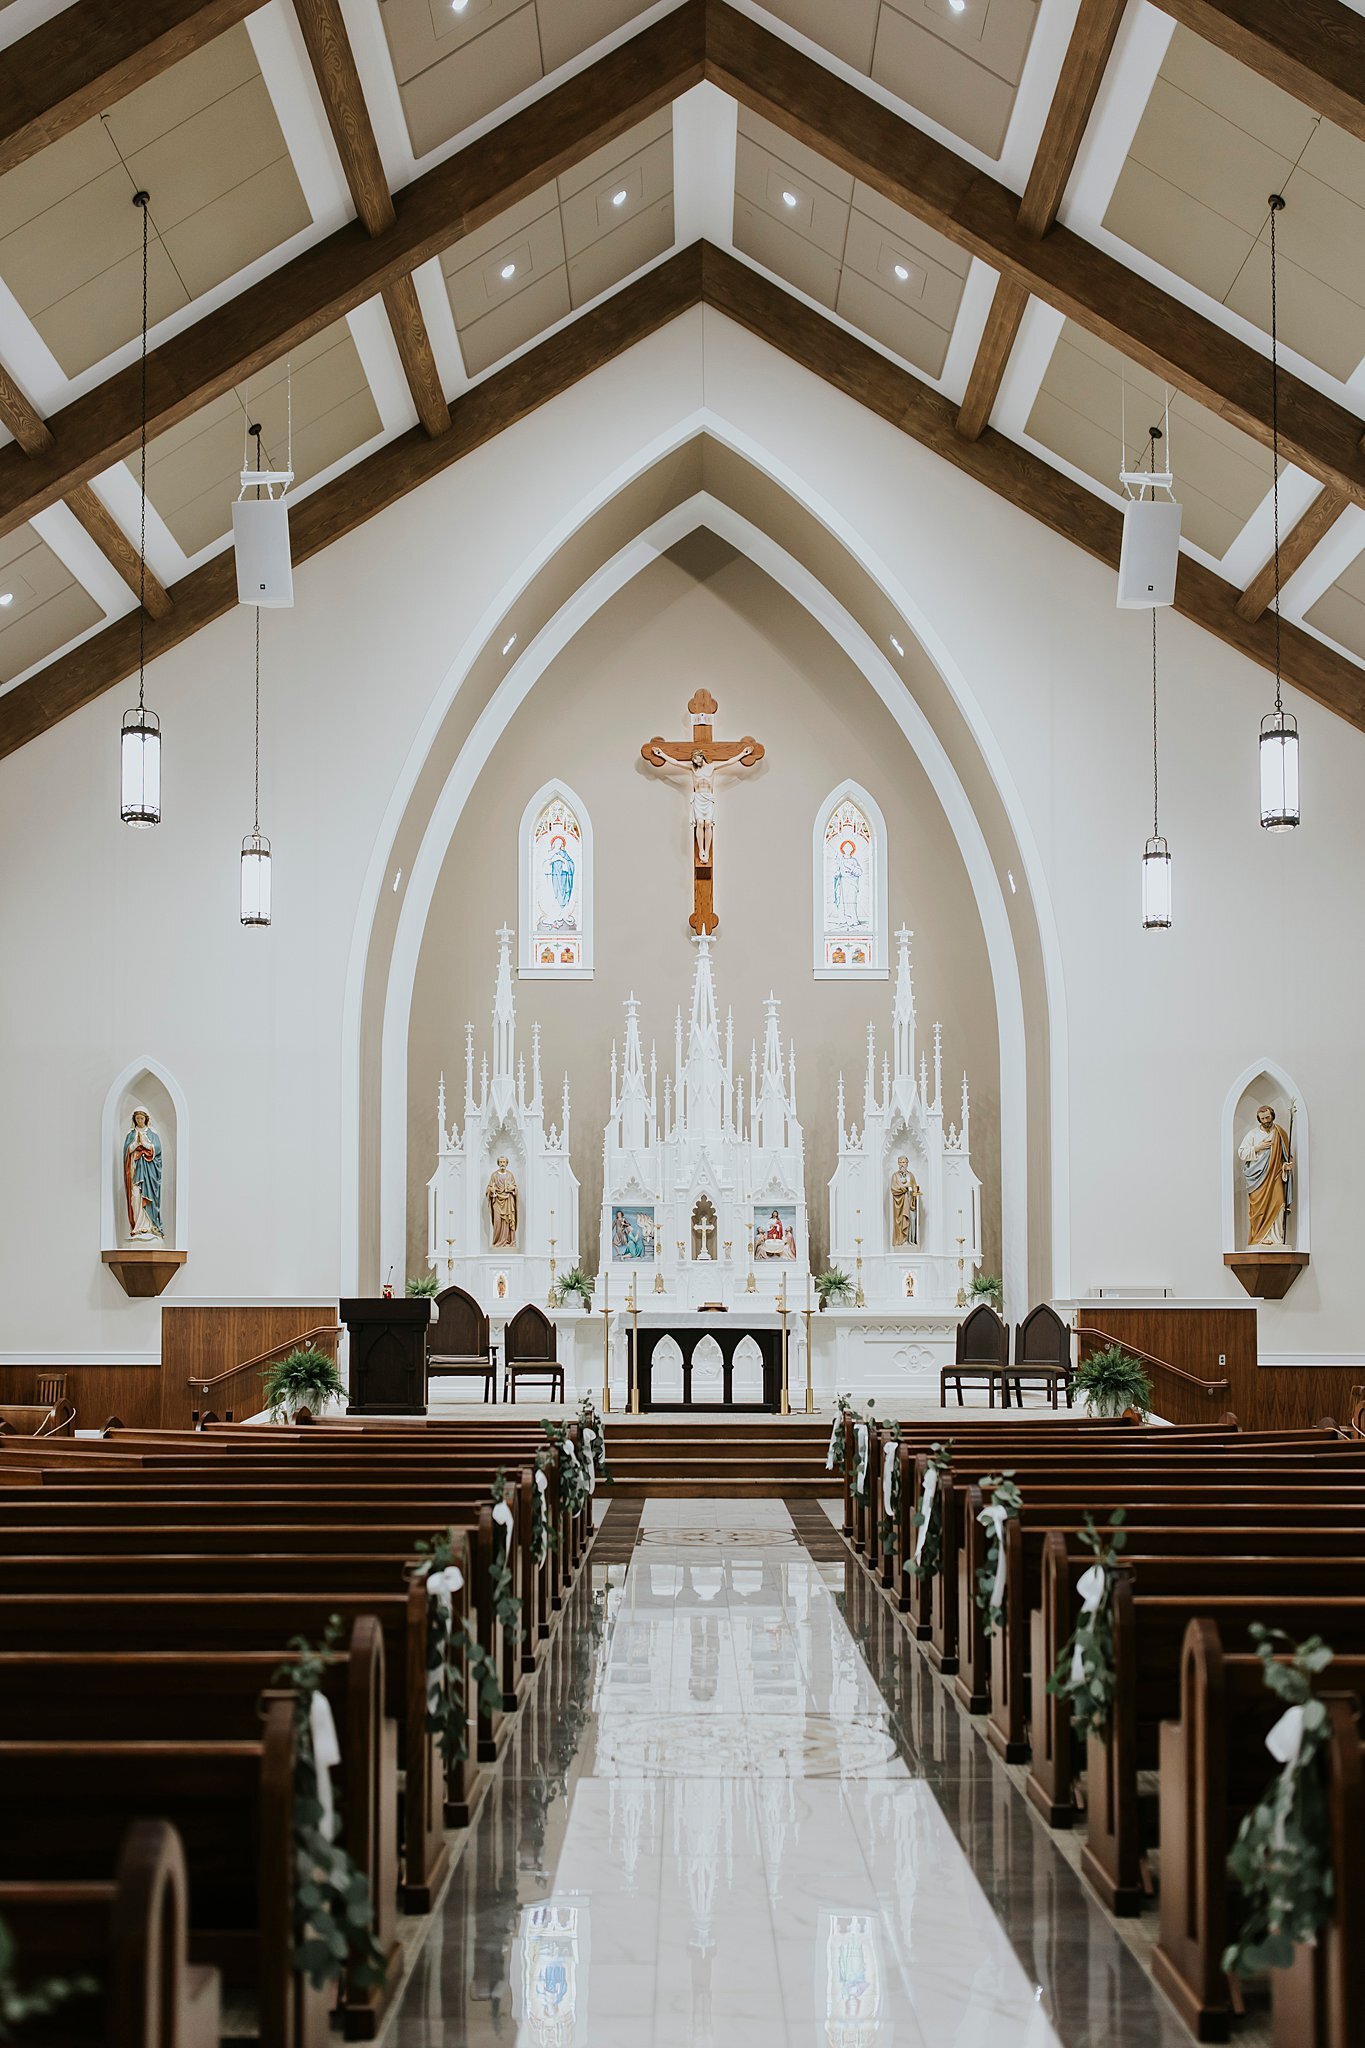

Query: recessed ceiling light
left=781, top=190, right=799, bottom=209
left=948, top=0, right=966, bottom=12
left=502, top=633, right=517, bottom=656
left=893, top=263, right=910, bottom=282
left=611, top=188, right=628, bottom=208
left=451, top=0, right=468, bottom=12
left=500, top=261, right=516, bottom=280
left=889, top=634, right=904, bottom=656
left=0, top=592, right=12, bottom=607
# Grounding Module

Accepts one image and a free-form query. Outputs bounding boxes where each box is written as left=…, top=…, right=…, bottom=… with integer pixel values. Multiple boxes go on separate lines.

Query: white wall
left=1, top=307, right=1359, bottom=1362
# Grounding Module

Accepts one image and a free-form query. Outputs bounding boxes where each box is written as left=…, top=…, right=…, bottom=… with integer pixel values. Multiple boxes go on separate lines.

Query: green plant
left=487, top=1469, right=523, bottom=1649
left=578, top=1398, right=610, bottom=1482
left=414, top=1528, right=503, bottom=1769
left=825, top=1393, right=872, bottom=1474
left=975, top=1473, right=1022, bottom=1636
left=406, top=1273, right=440, bottom=1297
left=539, top=1420, right=590, bottom=1531
left=969, top=1273, right=1003, bottom=1309
left=0, top=1918, right=96, bottom=2040
left=1046, top=1511, right=1127, bottom=1739
left=556, top=1267, right=594, bottom=1307
left=1224, top=1626, right=1337, bottom=1978
left=1073, top=1343, right=1152, bottom=1420
left=878, top=1420, right=904, bottom=1557
left=815, top=1268, right=854, bottom=1308
left=273, top=1619, right=385, bottom=1992
left=906, top=1440, right=954, bottom=1580
left=262, top=1345, right=345, bottom=1421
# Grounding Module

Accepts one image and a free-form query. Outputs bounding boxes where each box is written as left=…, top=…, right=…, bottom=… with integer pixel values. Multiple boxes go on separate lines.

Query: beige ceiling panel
left=444, top=202, right=565, bottom=328
left=1303, top=554, right=1365, bottom=664
left=380, top=0, right=528, bottom=87
left=162, top=159, right=313, bottom=304
left=870, top=8, right=1018, bottom=158
left=0, top=120, right=112, bottom=234
left=439, top=183, right=556, bottom=276
left=560, top=131, right=672, bottom=258
left=121, top=76, right=300, bottom=236
left=1125, top=76, right=1297, bottom=240
left=6, top=199, right=191, bottom=377
left=753, top=0, right=880, bottom=73
left=841, top=205, right=967, bottom=331
left=1158, top=25, right=1319, bottom=166
left=1300, top=123, right=1365, bottom=212
left=1025, top=385, right=1245, bottom=557
left=736, top=109, right=854, bottom=207
left=0, top=528, right=101, bottom=686
left=537, top=0, right=650, bottom=73
left=1103, top=161, right=1250, bottom=306
left=732, top=198, right=841, bottom=309
left=851, top=182, right=969, bottom=277
left=141, top=322, right=380, bottom=558
left=883, top=0, right=1038, bottom=85
left=100, top=22, right=260, bottom=154
left=397, top=7, right=542, bottom=157
left=734, top=137, right=851, bottom=261
left=1224, top=242, right=1365, bottom=385
left=455, top=266, right=573, bottom=374
left=567, top=192, right=673, bottom=305
left=835, top=265, right=953, bottom=376
left=558, top=106, right=671, bottom=201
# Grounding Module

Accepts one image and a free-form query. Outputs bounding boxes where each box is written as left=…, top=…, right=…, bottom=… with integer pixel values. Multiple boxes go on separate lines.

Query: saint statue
left=123, top=1108, right=164, bottom=1240
left=485, top=1155, right=519, bottom=1249
left=890, top=1155, right=919, bottom=1247
left=1239, top=1104, right=1293, bottom=1249
left=688, top=750, right=716, bottom=867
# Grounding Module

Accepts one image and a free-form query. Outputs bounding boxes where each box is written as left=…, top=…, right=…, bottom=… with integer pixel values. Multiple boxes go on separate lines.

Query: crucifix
left=641, top=688, right=764, bottom=934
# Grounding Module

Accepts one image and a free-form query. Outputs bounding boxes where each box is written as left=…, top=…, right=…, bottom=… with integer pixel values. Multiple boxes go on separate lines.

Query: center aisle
left=394, top=1499, right=1189, bottom=2046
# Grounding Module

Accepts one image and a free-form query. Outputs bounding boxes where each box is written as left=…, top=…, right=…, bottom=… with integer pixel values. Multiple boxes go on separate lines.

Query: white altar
left=425, top=926, right=580, bottom=1308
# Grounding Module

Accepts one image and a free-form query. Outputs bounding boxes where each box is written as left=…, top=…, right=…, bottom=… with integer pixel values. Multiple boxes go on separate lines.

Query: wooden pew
left=0, top=1694, right=326, bottom=2048
left=1152, top=1620, right=1365, bottom=2043
left=1271, top=1698, right=1365, bottom=2048
left=0, top=1819, right=219, bottom=2048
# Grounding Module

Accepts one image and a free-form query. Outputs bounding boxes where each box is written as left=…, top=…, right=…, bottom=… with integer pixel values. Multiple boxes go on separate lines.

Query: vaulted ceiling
left=0, top=0, right=1362, bottom=757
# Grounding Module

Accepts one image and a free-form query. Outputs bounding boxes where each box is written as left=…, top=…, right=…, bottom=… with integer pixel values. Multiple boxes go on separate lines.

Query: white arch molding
left=340, top=407, right=1073, bottom=1312
left=99, top=1055, right=190, bottom=1251
left=812, top=778, right=889, bottom=978
left=518, top=778, right=594, bottom=978
left=1220, top=1059, right=1310, bottom=1255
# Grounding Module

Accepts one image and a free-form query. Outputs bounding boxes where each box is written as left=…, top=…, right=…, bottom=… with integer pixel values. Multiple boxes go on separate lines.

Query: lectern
left=341, top=1297, right=430, bottom=1415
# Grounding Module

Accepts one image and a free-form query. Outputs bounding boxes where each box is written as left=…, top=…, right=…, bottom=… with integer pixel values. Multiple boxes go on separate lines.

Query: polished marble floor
left=392, top=1499, right=1190, bottom=2046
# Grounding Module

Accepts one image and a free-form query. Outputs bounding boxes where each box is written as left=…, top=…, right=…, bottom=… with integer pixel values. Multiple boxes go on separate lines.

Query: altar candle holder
left=854, top=1237, right=866, bottom=1309
left=547, top=1235, right=558, bottom=1310
left=955, top=1236, right=967, bottom=1310
left=779, top=1273, right=790, bottom=1416
left=653, top=1243, right=665, bottom=1295
left=745, top=1243, right=757, bottom=1295
left=629, top=1279, right=641, bottom=1415
left=601, top=1268, right=611, bottom=1416
left=445, top=1235, right=455, bottom=1282
left=804, top=1271, right=815, bottom=1414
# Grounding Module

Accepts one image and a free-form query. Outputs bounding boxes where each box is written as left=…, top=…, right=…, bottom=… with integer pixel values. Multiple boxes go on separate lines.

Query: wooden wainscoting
left=160, top=1305, right=338, bottom=1427
left=0, top=1363, right=163, bottom=1432
left=1079, top=1306, right=1357, bottom=1430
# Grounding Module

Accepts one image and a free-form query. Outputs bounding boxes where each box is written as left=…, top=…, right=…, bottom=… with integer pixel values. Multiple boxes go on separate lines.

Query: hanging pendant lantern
left=119, top=190, right=162, bottom=827
left=1141, top=610, right=1172, bottom=929
left=1258, top=193, right=1299, bottom=833
left=240, top=829, right=272, bottom=925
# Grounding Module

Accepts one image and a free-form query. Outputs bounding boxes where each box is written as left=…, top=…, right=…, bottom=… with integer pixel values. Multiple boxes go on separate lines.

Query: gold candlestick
left=547, top=1234, right=557, bottom=1309
left=854, top=1236, right=866, bottom=1309
left=445, top=1234, right=455, bottom=1282
left=601, top=1269, right=611, bottom=1416
left=779, top=1275, right=790, bottom=1416
left=745, top=1240, right=757, bottom=1294
left=955, top=1236, right=967, bottom=1309
left=629, top=1282, right=641, bottom=1415
left=804, top=1271, right=814, bottom=1413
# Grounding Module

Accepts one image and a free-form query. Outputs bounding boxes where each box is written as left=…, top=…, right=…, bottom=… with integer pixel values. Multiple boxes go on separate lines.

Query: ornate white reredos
left=827, top=925, right=982, bottom=1311
left=426, top=925, right=580, bottom=1309
left=597, top=935, right=810, bottom=1309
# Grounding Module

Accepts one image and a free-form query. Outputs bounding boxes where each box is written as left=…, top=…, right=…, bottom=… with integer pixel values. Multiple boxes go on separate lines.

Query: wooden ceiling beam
left=291, top=0, right=449, bottom=433
left=0, top=2, right=702, bottom=532
left=0, top=0, right=269, bottom=178
left=704, top=0, right=1365, bottom=507
left=1235, top=489, right=1350, bottom=624
left=1156, top=0, right=1365, bottom=145
left=65, top=484, right=173, bottom=620
left=2, top=245, right=1362, bottom=760
left=957, top=279, right=1028, bottom=442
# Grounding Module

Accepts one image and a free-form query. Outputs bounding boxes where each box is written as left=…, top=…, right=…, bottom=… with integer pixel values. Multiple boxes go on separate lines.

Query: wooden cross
left=641, top=689, right=765, bottom=934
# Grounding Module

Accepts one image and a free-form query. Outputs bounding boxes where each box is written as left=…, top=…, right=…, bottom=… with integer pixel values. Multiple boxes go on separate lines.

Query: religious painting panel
left=822, top=798, right=874, bottom=965
left=610, top=1203, right=656, bottom=1261
left=519, top=781, right=593, bottom=976
left=753, top=1203, right=798, bottom=1261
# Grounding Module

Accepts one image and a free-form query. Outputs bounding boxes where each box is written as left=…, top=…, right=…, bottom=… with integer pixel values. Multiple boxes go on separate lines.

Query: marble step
left=607, top=1475, right=838, bottom=1497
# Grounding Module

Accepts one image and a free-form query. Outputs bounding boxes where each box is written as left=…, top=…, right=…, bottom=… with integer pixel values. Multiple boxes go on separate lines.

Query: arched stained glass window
left=813, top=783, right=888, bottom=976
left=519, top=782, right=593, bottom=977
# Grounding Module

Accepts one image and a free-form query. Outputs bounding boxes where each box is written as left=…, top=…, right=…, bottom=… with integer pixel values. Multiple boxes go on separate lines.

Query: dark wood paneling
left=1080, top=1306, right=1358, bottom=1431
left=159, top=1304, right=336, bottom=1426
left=0, top=1363, right=162, bottom=1432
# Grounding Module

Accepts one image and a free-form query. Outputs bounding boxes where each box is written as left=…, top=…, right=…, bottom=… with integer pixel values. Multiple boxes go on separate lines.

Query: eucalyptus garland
left=488, top=1468, right=524, bottom=1648
left=826, top=1394, right=858, bottom=1474
left=578, top=1398, right=610, bottom=1482
left=1045, top=1510, right=1127, bottom=1740
left=273, top=1619, right=386, bottom=1992
left=539, top=1421, right=590, bottom=1528
left=0, top=1918, right=96, bottom=2040
left=1223, top=1625, right=1336, bottom=1978
left=878, top=1420, right=904, bottom=1557
left=974, top=1472, right=1023, bottom=1636
left=906, top=1439, right=954, bottom=1581
left=414, top=1527, right=501, bottom=1769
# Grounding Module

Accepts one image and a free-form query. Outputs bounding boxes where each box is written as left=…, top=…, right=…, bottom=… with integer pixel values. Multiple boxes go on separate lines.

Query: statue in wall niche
left=890, top=1155, right=920, bottom=1248
left=1239, top=1104, right=1294, bottom=1249
left=123, top=1108, right=164, bottom=1241
left=485, top=1156, right=519, bottom=1249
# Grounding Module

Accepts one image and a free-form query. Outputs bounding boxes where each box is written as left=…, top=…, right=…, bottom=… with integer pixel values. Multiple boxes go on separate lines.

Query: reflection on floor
left=392, top=1499, right=1190, bottom=2046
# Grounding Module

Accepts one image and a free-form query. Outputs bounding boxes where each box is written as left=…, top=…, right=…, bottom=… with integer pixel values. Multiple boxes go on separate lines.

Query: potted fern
left=406, top=1273, right=440, bottom=1297
left=263, top=1345, right=346, bottom=1422
left=1073, top=1343, right=1151, bottom=1422
left=969, top=1273, right=1003, bottom=1312
left=556, top=1268, right=593, bottom=1310
left=815, top=1268, right=854, bottom=1311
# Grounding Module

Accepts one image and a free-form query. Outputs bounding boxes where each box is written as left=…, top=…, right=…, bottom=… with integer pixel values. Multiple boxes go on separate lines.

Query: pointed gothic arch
left=813, top=780, right=889, bottom=978
left=518, top=779, right=593, bottom=979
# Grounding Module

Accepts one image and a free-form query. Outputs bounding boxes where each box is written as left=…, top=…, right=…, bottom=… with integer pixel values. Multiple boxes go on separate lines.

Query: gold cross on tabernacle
left=641, top=689, right=765, bottom=934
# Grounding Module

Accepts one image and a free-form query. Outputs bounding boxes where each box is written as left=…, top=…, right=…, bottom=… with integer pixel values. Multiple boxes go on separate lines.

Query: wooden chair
left=1010, top=1301, right=1073, bottom=1408
left=428, top=1284, right=497, bottom=1402
left=502, top=1304, right=564, bottom=1405
left=34, top=1371, right=67, bottom=1407
left=940, top=1303, right=1010, bottom=1407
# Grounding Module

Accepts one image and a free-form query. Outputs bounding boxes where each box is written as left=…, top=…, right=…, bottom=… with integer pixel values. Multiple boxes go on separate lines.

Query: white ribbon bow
left=535, top=1468, right=548, bottom=1495
left=422, top=1563, right=465, bottom=1710
left=309, top=1690, right=342, bottom=1842
left=578, top=1441, right=596, bottom=1494
left=1265, top=1704, right=1307, bottom=1849
left=979, top=1502, right=1008, bottom=1612
left=582, top=1426, right=597, bottom=1458
left=1070, top=1562, right=1109, bottom=1684
left=913, top=1465, right=939, bottom=1563
left=854, top=1423, right=869, bottom=1498
left=492, top=1500, right=515, bottom=1551
left=882, top=1450, right=897, bottom=1518
left=826, top=1415, right=842, bottom=1471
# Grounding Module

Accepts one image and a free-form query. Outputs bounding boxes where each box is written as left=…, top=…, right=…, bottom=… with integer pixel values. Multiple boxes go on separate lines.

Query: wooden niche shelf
left=1224, top=1250, right=1310, bottom=1300
left=102, top=1248, right=187, bottom=1298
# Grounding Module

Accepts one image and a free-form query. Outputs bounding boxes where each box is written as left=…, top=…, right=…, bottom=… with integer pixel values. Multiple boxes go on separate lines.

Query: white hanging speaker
left=233, top=496, right=293, bottom=606
left=1117, top=499, right=1182, bottom=608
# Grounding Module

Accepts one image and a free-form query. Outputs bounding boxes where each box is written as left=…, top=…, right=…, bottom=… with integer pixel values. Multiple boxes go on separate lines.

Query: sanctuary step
left=603, top=1415, right=836, bottom=1497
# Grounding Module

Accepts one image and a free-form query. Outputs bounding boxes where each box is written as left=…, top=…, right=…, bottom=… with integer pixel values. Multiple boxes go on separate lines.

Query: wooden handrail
left=1074, top=1325, right=1230, bottom=1397
left=187, top=1324, right=343, bottom=1394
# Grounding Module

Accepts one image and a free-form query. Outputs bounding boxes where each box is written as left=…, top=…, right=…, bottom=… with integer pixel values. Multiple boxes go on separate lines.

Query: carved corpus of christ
left=641, top=689, right=764, bottom=934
